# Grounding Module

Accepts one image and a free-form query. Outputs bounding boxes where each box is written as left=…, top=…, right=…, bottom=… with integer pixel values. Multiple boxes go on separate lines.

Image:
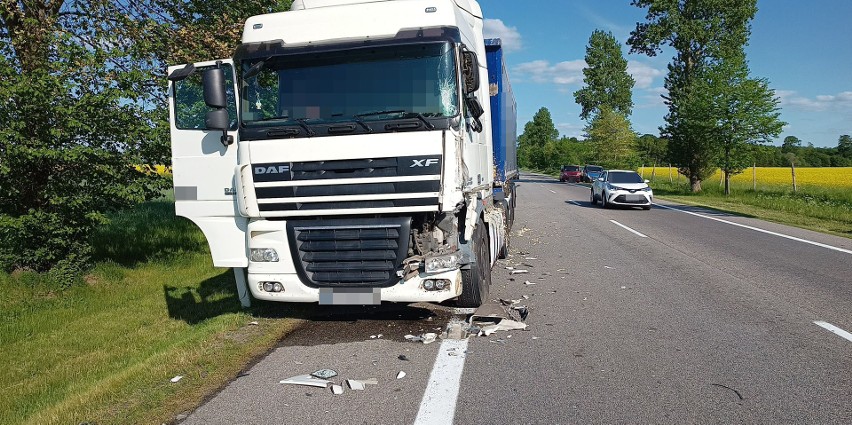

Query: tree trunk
left=690, top=176, right=702, bottom=192
left=724, top=170, right=730, bottom=195
left=791, top=162, right=797, bottom=192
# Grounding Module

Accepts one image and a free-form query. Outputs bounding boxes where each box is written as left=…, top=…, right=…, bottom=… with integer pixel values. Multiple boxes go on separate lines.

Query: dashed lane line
left=814, top=321, right=852, bottom=343
left=610, top=220, right=648, bottom=238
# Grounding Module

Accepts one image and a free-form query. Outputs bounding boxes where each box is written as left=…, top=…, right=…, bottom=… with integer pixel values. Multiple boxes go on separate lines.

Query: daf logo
left=255, top=165, right=290, bottom=174
left=410, top=159, right=439, bottom=167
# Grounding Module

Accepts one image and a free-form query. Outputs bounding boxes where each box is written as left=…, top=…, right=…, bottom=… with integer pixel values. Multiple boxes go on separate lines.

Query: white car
left=590, top=170, right=653, bottom=210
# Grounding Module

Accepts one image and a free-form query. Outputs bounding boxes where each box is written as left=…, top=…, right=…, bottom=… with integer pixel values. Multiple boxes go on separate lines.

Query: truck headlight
left=250, top=248, right=279, bottom=262
left=425, top=254, right=459, bottom=274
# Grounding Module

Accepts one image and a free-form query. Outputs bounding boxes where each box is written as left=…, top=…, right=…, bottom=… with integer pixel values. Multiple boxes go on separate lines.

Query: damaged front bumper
left=247, top=269, right=463, bottom=304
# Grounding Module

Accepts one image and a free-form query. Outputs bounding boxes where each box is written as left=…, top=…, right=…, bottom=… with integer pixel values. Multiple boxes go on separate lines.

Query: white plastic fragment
left=279, top=375, right=331, bottom=388
left=505, top=266, right=515, bottom=270
left=525, top=257, right=538, bottom=260
left=511, top=269, right=529, bottom=274
left=331, top=385, right=344, bottom=395
left=347, top=379, right=366, bottom=390
left=396, top=371, right=406, bottom=379
left=495, top=319, right=527, bottom=331
left=170, top=375, right=183, bottom=383
left=524, top=280, right=536, bottom=285
left=248, top=321, right=259, bottom=326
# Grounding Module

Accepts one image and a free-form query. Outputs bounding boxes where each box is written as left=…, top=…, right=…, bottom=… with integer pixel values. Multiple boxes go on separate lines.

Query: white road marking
left=609, top=220, right=648, bottom=238
left=568, top=200, right=581, bottom=206
left=814, top=321, right=852, bottom=343
left=653, top=203, right=852, bottom=255
left=549, top=189, right=556, bottom=194
left=414, top=338, right=470, bottom=425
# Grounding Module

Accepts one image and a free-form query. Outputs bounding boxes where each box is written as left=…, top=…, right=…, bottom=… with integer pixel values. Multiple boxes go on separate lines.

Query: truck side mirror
left=465, top=97, right=484, bottom=133
left=461, top=51, right=480, bottom=94
left=201, top=67, right=233, bottom=146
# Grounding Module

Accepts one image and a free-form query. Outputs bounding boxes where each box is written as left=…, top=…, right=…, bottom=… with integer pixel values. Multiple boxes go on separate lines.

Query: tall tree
left=636, top=133, right=668, bottom=166
left=573, top=30, right=635, bottom=120
left=704, top=54, right=784, bottom=195
left=781, top=135, right=802, bottom=153
left=836, top=135, right=852, bottom=158
left=628, top=0, right=758, bottom=192
left=585, top=107, right=638, bottom=169
left=518, top=107, right=559, bottom=170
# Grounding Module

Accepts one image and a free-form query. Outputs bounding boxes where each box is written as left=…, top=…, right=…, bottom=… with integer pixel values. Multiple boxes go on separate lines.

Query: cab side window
left=173, top=66, right=238, bottom=130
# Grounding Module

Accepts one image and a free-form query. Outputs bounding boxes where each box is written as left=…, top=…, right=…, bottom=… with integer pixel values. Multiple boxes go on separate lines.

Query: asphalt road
left=181, top=172, right=851, bottom=425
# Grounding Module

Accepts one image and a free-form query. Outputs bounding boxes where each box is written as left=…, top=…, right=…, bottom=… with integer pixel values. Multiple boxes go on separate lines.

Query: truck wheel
left=458, top=218, right=491, bottom=307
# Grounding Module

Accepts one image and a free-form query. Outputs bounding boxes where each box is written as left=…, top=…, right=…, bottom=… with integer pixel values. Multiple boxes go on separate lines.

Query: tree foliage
left=0, top=0, right=290, bottom=282
left=573, top=30, right=635, bottom=120
left=517, top=107, right=559, bottom=170
left=584, top=107, right=638, bottom=169
left=629, top=0, right=763, bottom=192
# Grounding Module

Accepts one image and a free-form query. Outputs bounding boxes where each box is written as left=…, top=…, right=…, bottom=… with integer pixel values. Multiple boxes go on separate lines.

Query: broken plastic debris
left=620, top=286, right=627, bottom=289
left=495, top=319, right=527, bottom=332
left=280, top=375, right=331, bottom=388
left=248, top=321, right=259, bottom=326
left=170, top=375, right=183, bottom=383
left=310, top=369, right=338, bottom=379
left=532, top=336, right=540, bottom=340
left=524, top=280, right=536, bottom=285
left=331, top=385, right=344, bottom=395
left=604, top=266, right=613, bottom=269
left=479, top=324, right=499, bottom=336
left=405, top=333, right=437, bottom=344
left=505, top=266, right=515, bottom=270
left=525, top=257, right=538, bottom=260
left=398, top=354, right=409, bottom=361
left=511, top=269, right=529, bottom=274
left=512, top=306, right=529, bottom=321
left=522, top=295, right=530, bottom=300
left=347, top=379, right=365, bottom=391
left=396, top=371, right=406, bottom=379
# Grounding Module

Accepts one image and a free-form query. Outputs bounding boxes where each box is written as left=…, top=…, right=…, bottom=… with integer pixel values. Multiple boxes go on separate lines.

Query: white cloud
left=627, top=61, right=664, bottom=89
left=512, top=59, right=586, bottom=86
left=777, top=90, right=852, bottom=111
left=483, top=19, right=522, bottom=52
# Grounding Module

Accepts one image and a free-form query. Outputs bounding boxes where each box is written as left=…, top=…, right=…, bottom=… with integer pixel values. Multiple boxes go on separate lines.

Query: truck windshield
left=241, top=42, right=458, bottom=127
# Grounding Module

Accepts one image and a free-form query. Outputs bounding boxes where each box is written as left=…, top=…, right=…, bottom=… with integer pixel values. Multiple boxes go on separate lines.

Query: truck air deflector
left=286, top=217, right=411, bottom=288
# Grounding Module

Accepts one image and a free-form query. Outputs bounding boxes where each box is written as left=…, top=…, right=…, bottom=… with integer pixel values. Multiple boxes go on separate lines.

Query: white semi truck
left=167, top=0, right=517, bottom=308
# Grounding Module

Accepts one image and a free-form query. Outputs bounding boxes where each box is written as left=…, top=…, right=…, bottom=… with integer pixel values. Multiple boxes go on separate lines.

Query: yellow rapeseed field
left=135, top=164, right=172, bottom=176
left=638, top=166, right=852, bottom=189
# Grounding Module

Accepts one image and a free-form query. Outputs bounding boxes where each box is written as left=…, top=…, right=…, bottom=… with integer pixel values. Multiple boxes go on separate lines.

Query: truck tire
left=458, top=218, right=491, bottom=307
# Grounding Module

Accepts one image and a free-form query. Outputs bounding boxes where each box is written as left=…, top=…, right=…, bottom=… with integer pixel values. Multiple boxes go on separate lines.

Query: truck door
left=168, top=59, right=248, bottom=267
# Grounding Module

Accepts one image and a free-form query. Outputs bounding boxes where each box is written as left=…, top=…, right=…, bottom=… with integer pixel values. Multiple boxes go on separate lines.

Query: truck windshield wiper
left=353, top=110, right=434, bottom=130
left=294, top=118, right=316, bottom=136
left=406, top=112, right=435, bottom=130
left=353, top=110, right=406, bottom=119
left=352, top=116, right=373, bottom=133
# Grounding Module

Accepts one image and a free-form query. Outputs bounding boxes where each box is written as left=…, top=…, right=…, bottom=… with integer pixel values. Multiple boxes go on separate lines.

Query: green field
left=0, top=198, right=300, bottom=425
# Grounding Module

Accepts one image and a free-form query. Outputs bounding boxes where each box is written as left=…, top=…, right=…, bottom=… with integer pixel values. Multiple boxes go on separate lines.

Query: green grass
left=0, top=198, right=300, bottom=425
left=647, top=178, right=852, bottom=237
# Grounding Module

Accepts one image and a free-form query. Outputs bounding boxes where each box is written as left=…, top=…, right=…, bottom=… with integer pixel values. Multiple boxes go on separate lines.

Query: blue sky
left=480, top=0, right=852, bottom=148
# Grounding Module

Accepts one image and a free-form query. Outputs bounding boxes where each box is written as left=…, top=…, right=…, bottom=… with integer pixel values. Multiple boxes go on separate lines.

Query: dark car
left=559, top=165, right=582, bottom=182
left=582, top=165, right=604, bottom=183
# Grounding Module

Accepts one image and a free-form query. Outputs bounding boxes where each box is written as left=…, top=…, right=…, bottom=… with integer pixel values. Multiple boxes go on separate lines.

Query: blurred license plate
left=626, top=195, right=646, bottom=202
left=319, top=288, right=381, bottom=305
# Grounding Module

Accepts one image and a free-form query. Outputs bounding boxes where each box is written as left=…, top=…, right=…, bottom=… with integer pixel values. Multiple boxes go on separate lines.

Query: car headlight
left=642, top=187, right=653, bottom=192
left=425, top=253, right=459, bottom=274
left=250, top=248, right=279, bottom=262
left=607, top=184, right=621, bottom=191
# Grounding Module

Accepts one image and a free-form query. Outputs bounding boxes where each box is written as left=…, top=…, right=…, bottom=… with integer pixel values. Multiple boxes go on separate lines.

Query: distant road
left=182, top=172, right=851, bottom=424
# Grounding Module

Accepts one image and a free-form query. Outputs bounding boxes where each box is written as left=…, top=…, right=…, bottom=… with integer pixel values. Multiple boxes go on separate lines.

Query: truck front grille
left=287, top=217, right=411, bottom=288
left=252, top=156, right=441, bottom=215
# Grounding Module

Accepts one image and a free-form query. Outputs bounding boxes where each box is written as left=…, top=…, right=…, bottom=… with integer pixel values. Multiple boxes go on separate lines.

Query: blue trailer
left=485, top=38, right=518, bottom=224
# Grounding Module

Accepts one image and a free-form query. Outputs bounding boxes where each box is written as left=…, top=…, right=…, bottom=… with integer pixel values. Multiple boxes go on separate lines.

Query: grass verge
left=0, top=198, right=300, bottom=425
left=647, top=180, right=852, bottom=238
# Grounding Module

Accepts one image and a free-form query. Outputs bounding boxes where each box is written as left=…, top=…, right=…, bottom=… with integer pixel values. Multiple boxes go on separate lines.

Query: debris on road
left=510, top=269, right=529, bottom=274
left=404, top=333, right=437, bottom=344
left=523, top=280, right=536, bottom=285
left=396, top=371, right=406, bottom=379
left=525, top=257, right=538, bottom=260
left=248, top=321, right=259, bottom=326
left=369, top=334, right=384, bottom=339
left=310, top=369, right=338, bottom=379
left=330, top=384, right=344, bottom=395
left=398, top=354, right=409, bottom=361
left=170, top=375, right=183, bottom=383
left=347, top=379, right=365, bottom=390
left=280, top=375, right=331, bottom=388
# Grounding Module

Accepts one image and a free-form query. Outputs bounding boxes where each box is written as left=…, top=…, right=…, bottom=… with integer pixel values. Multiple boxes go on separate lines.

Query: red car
left=560, top=165, right=582, bottom=182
